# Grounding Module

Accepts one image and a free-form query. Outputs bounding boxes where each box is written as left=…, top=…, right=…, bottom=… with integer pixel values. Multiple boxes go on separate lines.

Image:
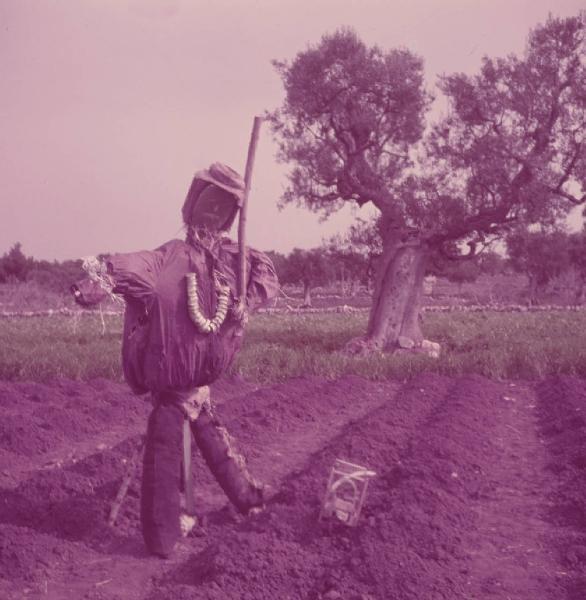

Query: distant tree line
left=3, top=225, right=586, bottom=307
left=0, top=243, right=85, bottom=292
left=506, top=228, right=586, bottom=304
left=265, top=228, right=508, bottom=307
left=266, top=245, right=369, bottom=307
left=267, top=222, right=586, bottom=307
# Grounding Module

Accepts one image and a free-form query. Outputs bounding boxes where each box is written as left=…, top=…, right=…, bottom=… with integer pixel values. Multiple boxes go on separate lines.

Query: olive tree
left=506, top=229, right=572, bottom=304
left=281, top=247, right=332, bottom=307
left=270, top=17, right=585, bottom=352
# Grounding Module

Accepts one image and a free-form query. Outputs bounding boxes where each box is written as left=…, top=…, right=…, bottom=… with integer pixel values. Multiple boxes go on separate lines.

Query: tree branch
left=547, top=188, right=585, bottom=204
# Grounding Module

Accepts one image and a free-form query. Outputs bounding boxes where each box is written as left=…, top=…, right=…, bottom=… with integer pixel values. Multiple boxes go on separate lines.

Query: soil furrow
left=461, top=381, right=566, bottom=599
left=1, top=374, right=586, bottom=599
left=536, top=376, right=586, bottom=599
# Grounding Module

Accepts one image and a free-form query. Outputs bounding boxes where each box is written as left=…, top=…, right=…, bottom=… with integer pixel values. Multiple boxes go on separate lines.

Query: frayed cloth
left=152, top=387, right=212, bottom=422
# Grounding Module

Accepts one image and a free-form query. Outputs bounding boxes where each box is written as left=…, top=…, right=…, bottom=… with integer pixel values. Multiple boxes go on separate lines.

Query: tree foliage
left=424, top=15, right=585, bottom=251
left=0, top=242, right=84, bottom=291
left=568, top=228, right=586, bottom=277
left=428, top=256, right=482, bottom=288
left=279, top=248, right=333, bottom=289
left=264, top=250, right=288, bottom=282
left=0, top=243, right=33, bottom=283
left=476, top=251, right=507, bottom=276
left=507, top=229, right=571, bottom=286
left=505, top=228, right=581, bottom=303
left=270, top=16, right=585, bottom=256
left=269, top=28, right=429, bottom=218
left=569, top=229, right=586, bottom=302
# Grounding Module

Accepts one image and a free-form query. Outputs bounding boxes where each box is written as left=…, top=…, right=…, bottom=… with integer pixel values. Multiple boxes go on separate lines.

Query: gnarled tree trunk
left=368, top=238, right=427, bottom=350
left=346, top=233, right=429, bottom=354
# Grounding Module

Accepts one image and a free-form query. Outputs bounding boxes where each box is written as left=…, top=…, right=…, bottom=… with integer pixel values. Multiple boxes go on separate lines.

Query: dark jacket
left=106, top=238, right=278, bottom=394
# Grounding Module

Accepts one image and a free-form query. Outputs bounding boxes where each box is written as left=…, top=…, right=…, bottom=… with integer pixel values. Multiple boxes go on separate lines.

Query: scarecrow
left=73, top=162, right=279, bottom=557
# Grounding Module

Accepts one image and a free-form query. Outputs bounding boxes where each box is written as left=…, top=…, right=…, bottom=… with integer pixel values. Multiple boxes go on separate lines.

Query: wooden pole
left=238, top=116, right=263, bottom=303
left=182, top=418, right=195, bottom=515
left=108, top=437, right=145, bottom=526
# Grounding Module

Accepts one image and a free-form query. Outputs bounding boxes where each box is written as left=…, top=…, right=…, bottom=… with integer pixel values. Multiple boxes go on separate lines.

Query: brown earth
left=1, top=373, right=585, bottom=599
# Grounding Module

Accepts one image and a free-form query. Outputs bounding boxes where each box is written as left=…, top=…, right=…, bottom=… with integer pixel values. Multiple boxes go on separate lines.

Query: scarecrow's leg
left=190, top=405, right=264, bottom=514
left=141, top=402, right=183, bottom=558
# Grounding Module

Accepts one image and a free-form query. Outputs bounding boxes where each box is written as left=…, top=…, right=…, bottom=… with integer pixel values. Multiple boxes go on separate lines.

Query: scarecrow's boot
left=190, top=406, right=264, bottom=514
left=141, top=402, right=183, bottom=558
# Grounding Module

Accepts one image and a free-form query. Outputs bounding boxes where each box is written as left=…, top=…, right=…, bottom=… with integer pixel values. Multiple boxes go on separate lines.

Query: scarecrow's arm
left=106, top=241, right=177, bottom=301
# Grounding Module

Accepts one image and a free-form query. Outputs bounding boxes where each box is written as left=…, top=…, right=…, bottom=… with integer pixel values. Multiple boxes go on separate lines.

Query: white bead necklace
left=185, top=271, right=230, bottom=334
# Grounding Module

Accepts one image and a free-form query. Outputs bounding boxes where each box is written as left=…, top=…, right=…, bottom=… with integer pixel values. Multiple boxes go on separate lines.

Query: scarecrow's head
left=182, top=163, right=244, bottom=237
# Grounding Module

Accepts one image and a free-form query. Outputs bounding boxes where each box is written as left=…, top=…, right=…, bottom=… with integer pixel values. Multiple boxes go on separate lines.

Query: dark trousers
left=140, top=400, right=263, bottom=558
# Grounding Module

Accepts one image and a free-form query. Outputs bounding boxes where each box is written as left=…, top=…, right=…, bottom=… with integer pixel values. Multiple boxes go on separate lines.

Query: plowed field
left=1, top=374, right=586, bottom=599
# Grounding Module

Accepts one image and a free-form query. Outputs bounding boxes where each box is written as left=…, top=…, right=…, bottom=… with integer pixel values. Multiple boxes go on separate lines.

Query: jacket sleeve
left=216, top=241, right=280, bottom=311
left=106, top=247, right=165, bottom=303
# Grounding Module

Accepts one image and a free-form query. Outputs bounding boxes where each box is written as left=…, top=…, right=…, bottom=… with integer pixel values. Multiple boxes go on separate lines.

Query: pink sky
left=0, top=0, right=583, bottom=261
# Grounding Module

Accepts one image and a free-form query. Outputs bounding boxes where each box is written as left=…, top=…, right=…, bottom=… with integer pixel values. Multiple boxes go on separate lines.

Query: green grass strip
left=1, top=311, right=585, bottom=383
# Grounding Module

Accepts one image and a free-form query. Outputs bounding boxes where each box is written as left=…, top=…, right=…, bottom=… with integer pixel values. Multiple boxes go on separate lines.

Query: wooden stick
left=108, top=437, right=145, bottom=526
left=182, top=418, right=195, bottom=515
left=238, top=116, right=263, bottom=303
